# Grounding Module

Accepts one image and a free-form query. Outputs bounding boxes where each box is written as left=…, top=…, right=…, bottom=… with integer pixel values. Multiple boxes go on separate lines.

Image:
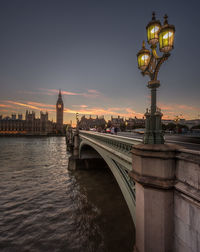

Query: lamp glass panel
left=159, top=29, right=174, bottom=52
left=147, top=24, right=160, bottom=44
left=138, top=53, right=150, bottom=70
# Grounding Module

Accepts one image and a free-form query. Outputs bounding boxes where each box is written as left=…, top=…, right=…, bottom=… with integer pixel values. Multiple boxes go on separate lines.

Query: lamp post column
left=150, top=83, right=157, bottom=115
left=135, top=12, right=176, bottom=252
left=144, top=80, right=164, bottom=144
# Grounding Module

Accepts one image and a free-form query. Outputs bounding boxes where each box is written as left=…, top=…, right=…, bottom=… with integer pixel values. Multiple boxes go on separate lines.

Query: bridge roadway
left=117, top=132, right=200, bottom=151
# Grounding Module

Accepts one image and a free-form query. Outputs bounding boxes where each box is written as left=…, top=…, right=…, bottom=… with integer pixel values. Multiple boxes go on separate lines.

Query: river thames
left=0, top=137, right=134, bottom=252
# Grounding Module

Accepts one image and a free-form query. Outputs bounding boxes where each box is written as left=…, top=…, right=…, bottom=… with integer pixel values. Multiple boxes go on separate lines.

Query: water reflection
left=0, top=137, right=135, bottom=252
left=71, top=168, right=135, bottom=252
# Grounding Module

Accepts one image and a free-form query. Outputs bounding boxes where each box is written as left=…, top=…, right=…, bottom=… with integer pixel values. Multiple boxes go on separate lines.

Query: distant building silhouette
left=0, top=90, right=65, bottom=135
left=78, top=115, right=106, bottom=130
left=56, top=90, right=64, bottom=134
left=0, top=111, right=55, bottom=135
left=109, top=116, right=124, bottom=129
left=125, top=117, right=145, bottom=129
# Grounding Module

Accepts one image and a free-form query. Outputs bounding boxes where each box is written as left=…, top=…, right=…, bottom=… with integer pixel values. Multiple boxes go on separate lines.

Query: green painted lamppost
left=76, top=112, right=79, bottom=130
left=137, top=12, right=175, bottom=144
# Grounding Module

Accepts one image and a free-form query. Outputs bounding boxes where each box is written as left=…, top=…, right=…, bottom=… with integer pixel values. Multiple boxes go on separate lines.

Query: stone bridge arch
left=79, top=140, right=136, bottom=224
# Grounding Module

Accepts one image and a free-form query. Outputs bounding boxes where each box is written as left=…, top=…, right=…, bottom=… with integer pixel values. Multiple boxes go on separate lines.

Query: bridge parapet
left=131, top=144, right=200, bottom=252
left=79, top=130, right=142, bottom=159
left=174, top=148, right=200, bottom=252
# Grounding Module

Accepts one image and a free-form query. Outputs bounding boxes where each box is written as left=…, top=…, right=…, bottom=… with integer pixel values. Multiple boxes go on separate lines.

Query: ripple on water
left=0, top=137, right=134, bottom=252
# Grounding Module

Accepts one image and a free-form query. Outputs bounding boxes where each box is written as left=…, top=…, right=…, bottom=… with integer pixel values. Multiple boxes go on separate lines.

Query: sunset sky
left=0, top=0, right=199, bottom=124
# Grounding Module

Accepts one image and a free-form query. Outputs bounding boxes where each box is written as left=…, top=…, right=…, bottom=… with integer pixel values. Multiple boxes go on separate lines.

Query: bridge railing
left=79, top=130, right=142, bottom=158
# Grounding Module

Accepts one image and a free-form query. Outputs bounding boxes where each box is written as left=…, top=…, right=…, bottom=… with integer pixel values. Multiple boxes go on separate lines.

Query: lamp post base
left=144, top=109, right=164, bottom=144
left=144, top=131, right=164, bottom=144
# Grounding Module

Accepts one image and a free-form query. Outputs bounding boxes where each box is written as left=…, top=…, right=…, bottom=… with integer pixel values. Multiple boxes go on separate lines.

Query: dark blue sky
left=0, top=0, right=199, bottom=123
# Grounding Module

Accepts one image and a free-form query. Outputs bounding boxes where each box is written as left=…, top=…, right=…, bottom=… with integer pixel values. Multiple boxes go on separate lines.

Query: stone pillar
left=130, top=144, right=178, bottom=252
left=68, top=129, right=80, bottom=171
left=67, top=128, right=76, bottom=152
left=73, top=130, right=79, bottom=157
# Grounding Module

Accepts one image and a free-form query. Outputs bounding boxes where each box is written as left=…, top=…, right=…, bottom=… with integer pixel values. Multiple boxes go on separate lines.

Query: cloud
left=159, top=103, right=174, bottom=111
left=2, top=97, right=199, bottom=122
left=159, top=102, right=200, bottom=112
left=18, top=90, right=41, bottom=95
left=63, top=106, right=144, bottom=119
left=88, top=89, right=99, bottom=94
left=1, top=100, right=56, bottom=113
left=64, top=108, right=77, bottom=114
left=2, top=100, right=144, bottom=119
left=72, top=104, right=88, bottom=108
left=46, top=89, right=79, bottom=96
left=85, top=89, right=103, bottom=98
left=0, top=109, right=14, bottom=113
left=27, top=101, right=55, bottom=108
left=0, top=104, right=14, bottom=108
left=177, top=104, right=199, bottom=111
left=65, top=103, right=199, bottom=120
left=158, top=102, right=200, bottom=119
left=108, top=107, right=124, bottom=111
left=5, top=101, right=40, bottom=110
left=39, top=88, right=102, bottom=98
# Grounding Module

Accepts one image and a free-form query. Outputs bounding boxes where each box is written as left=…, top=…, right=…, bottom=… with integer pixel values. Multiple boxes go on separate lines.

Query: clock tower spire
left=56, top=89, right=64, bottom=133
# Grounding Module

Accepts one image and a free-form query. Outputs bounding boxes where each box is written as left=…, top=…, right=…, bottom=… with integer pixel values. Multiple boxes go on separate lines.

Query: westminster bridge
left=66, top=130, right=200, bottom=252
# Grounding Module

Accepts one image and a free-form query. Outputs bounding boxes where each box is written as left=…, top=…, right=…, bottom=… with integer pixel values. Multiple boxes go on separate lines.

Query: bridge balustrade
left=79, top=130, right=142, bottom=159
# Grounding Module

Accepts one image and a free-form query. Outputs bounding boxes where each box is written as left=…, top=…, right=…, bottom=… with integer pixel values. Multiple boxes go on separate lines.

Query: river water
left=0, top=137, right=135, bottom=252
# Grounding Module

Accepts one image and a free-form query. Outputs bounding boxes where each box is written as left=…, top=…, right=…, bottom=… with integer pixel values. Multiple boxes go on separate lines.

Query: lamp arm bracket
left=153, top=53, right=170, bottom=81
left=151, top=45, right=161, bottom=60
left=141, top=70, right=152, bottom=79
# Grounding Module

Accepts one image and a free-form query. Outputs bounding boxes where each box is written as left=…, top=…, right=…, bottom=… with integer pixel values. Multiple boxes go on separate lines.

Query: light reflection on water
left=0, top=137, right=135, bottom=252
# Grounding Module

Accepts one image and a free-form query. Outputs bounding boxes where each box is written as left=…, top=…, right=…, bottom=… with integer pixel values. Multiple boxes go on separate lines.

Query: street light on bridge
left=76, top=112, right=79, bottom=129
left=137, top=12, right=175, bottom=144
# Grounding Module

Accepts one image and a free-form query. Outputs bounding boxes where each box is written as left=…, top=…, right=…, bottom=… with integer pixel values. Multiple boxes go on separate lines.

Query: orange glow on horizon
left=0, top=99, right=199, bottom=123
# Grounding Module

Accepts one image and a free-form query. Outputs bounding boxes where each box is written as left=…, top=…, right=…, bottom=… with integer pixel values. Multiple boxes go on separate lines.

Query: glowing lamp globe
left=159, top=15, right=175, bottom=53
left=137, top=41, right=150, bottom=71
left=146, top=12, right=161, bottom=45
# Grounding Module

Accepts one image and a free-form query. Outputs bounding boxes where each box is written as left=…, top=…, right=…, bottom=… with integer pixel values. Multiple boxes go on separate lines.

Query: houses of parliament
left=0, top=90, right=64, bottom=136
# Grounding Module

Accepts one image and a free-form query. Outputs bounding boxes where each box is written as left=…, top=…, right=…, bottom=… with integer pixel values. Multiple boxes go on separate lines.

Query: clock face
left=58, top=104, right=62, bottom=109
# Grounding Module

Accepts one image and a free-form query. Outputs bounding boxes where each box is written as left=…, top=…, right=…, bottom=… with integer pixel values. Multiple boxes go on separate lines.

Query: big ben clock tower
left=56, top=90, right=64, bottom=133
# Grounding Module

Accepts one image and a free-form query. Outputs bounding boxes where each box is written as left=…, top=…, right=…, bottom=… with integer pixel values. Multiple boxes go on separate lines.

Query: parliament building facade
left=0, top=91, right=64, bottom=136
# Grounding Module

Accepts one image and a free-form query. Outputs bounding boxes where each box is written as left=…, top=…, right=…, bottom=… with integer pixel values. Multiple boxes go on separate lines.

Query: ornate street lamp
left=137, top=12, right=175, bottom=144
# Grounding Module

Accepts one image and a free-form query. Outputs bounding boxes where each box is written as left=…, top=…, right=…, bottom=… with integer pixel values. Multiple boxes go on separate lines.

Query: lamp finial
left=152, top=11, right=156, bottom=20
left=164, top=14, right=168, bottom=25
left=142, top=40, right=145, bottom=49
